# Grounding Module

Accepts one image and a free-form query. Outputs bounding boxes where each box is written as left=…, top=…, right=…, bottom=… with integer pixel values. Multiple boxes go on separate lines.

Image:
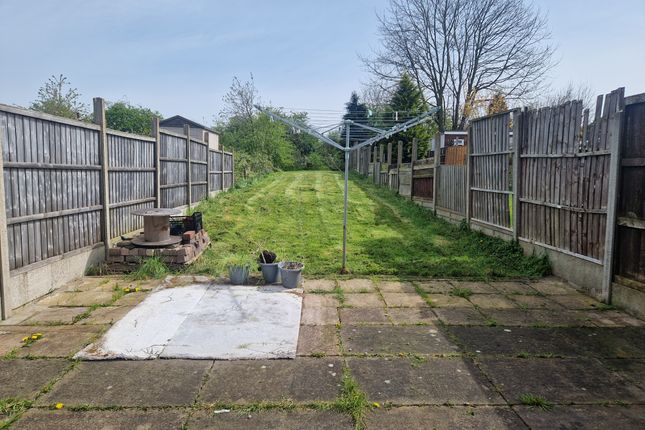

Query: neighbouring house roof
left=160, top=115, right=216, bottom=133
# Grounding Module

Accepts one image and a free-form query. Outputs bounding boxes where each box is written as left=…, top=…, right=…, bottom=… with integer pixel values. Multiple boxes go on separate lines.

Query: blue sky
left=0, top=0, right=643, bottom=125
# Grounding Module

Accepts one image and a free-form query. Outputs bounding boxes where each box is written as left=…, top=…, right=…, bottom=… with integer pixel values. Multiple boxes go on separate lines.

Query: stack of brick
left=107, top=229, right=210, bottom=269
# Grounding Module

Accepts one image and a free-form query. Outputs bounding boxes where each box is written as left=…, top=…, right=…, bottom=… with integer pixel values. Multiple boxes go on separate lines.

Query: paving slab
left=297, top=325, right=340, bottom=356
left=449, top=281, right=498, bottom=294
left=433, top=308, right=488, bottom=325
left=584, top=310, right=645, bottom=327
left=381, top=293, right=427, bottom=308
left=483, top=309, right=594, bottom=327
left=304, top=294, right=339, bottom=308
left=365, top=406, right=526, bottom=430
left=446, top=326, right=586, bottom=357
left=348, top=357, right=502, bottom=405
left=338, top=278, right=376, bottom=293
left=0, top=359, right=69, bottom=398
left=426, top=294, right=472, bottom=308
left=528, top=278, right=575, bottom=295
left=21, top=307, right=88, bottom=325
left=301, top=304, right=339, bottom=325
left=478, top=358, right=645, bottom=403
left=189, top=410, right=354, bottom=430
left=509, top=295, right=564, bottom=310
left=39, top=290, right=115, bottom=307
left=415, top=280, right=453, bottom=294
left=112, top=291, right=149, bottom=306
left=78, top=306, right=133, bottom=325
left=0, top=326, right=26, bottom=354
left=567, top=327, right=645, bottom=358
left=12, top=325, right=105, bottom=358
left=489, top=281, right=538, bottom=295
left=200, top=358, right=343, bottom=403
left=468, top=295, right=518, bottom=309
left=602, top=359, right=645, bottom=391
left=303, top=279, right=337, bottom=292
left=343, top=293, right=384, bottom=308
left=61, top=277, right=121, bottom=293
left=341, top=325, right=458, bottom=355
left=377, top=281, right=416, bottom=293
left=548, top=293, right=605, bottom=310
left=39, top=360, right=210, bottom=406
left=12, top=409, right=186, bottom=430
left=515, top=405, right=645, bottom=430
left=339, top=307, right=390, bottom=325
left=388, top=307, right=438, bottom=325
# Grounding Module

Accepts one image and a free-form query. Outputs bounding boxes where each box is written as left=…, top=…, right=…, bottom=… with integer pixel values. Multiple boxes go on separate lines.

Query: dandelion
left=31, top=335, right=38, bottom=340
left=55, top=403, right=64, bottom=409
left=372, top=402, right=381, bottom=408
left=135, top=287, right=141, bottom=292
left=123, top=287, right=131, bottom=293
left=21, top=336, right=28, bottom=342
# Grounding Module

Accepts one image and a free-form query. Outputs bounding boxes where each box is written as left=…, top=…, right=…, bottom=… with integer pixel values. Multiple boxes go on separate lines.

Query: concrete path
left=0, top=275, right=643, bottom=429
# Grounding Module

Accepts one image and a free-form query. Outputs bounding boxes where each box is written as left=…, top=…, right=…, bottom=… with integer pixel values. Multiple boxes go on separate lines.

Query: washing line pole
left=254, top=105, right=440, bottom=274
left=342, top=121, right=350, bottom=273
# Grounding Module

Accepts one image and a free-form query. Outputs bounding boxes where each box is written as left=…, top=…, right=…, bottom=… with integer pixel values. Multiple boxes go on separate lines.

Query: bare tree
left=539, top=82, right=595, bottom=110
left=220, top=74, right=259, bottom=120
left=363, top=0, right=554, bottom=130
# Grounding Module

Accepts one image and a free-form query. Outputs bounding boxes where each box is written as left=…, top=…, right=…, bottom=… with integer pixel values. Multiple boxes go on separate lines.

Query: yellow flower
left=55, top=403, right=64, bottom=410
left=31, top=335, right=38, bottom=340
left=123, top=287, right=130, bottom=293
left=21, top=336, right=28, bottom=342
left=372, top=402, right=381, bottom=408
left=34, top=333, right=43, bottom=337
left=135, top=287, right=141, bottom=292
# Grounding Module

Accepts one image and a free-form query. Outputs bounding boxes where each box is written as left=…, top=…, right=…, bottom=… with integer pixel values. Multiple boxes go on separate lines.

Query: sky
left=0, top=0, right=643, bottom=126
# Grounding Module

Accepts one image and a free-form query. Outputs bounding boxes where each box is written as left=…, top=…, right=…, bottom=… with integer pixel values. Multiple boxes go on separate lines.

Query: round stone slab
left=131, top=208, right=181, bottom=217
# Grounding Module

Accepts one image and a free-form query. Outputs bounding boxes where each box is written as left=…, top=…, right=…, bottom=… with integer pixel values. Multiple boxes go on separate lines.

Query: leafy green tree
left=106, top=101, right=163, bottom=136
left=388, top=73, right=434, bottom=160
left=31, top=74, right=88, bottom=119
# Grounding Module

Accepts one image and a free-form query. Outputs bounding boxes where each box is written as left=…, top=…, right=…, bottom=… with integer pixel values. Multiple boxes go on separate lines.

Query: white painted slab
left=75, top=284, right=303, bottom=360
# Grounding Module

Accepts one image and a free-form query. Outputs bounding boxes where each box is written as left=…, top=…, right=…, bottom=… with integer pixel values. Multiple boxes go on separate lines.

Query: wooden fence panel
left=107, top=131, right=156, bottom=238
left=614, top=94, right=644, bottom=283
left=223, top=152, right=234, bottom=189
left=469, top=112, right=514, bottom=231
left=0, top=107, right=102, bottom=270
left=190, top=139, right=208, bottom=203
left=444, top=145, right=467, bottom=165
left=436, top=165, right=466, bottom=216
left=160, top=132, right=188, bottom=208
left=518, top=92, right=621, bottom=262
left=208, top=150, right=223, bottom=192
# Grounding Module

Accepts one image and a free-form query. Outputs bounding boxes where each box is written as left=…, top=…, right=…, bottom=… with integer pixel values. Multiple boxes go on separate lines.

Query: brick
left=107, top=255, right=124, bottom=263
left=182, top=231, right=196, bottom=242
left=125, top=255, right=142, bottom=263
left=108, top=248, right=121, bottom=256
left=145, top=249, right=155, bottom=257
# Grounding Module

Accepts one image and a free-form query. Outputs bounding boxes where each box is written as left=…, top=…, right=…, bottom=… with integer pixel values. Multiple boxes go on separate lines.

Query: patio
left=0, top=275, right=643, bottom=429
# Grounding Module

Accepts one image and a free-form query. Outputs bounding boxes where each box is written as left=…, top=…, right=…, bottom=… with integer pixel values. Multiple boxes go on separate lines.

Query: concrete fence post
left=433, top=134, right=441, bottom=212
left=152, top=117, right=161, bottom=208
left=93, top=97, right=111, bottom=256
left=0, top=129, right=10, bottom=319
left=184, top=124, right=192, bottom=209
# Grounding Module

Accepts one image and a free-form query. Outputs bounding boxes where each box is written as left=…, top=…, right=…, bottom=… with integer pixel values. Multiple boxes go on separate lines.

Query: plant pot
left=260, top=262, right=280, bottom=284
left=228, top=265, right=249, bottom=285
left=278, top=261, right=304, bottom=289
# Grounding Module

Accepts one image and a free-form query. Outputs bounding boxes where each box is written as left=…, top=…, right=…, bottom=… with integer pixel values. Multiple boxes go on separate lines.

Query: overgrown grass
left=519, top=393, right=553, bottom=410
left=450, top=287, right=473, bottom=299
left=188, top=171, right=550, bottom=278
left=129, top=257, right=169, bottom=280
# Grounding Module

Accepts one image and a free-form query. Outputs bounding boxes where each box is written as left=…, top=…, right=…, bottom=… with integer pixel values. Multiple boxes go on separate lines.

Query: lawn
left=189, top=171, right=549, bottom=279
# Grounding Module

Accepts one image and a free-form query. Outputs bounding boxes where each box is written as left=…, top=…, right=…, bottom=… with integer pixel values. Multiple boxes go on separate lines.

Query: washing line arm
left=254, top=105, right=346, bottom=151
left=351, top=107, right=441, bottom=152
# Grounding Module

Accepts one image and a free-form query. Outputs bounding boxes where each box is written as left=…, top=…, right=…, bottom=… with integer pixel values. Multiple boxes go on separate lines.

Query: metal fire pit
left=131, top=208, right=182, bottom=247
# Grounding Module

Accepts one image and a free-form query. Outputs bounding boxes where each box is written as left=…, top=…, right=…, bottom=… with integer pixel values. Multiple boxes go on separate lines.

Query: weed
left=450, top=288, right=473, bottom=299
left=335, top=367, right=369, bottom=430
left=0, top=398, right=32, bottom=416
left=592, top=303, right=616, bottom=311
left=516, top=351, right=530, bottom=358
left=129, top=257, right=169, bottom=280
left=333, top=285, right=346, bottom=306
left=519, top=393, right=553, bottom=410
left=485, top=318, right=497, bottom=327
left=413, top=283, right=434, bottom=307
left=310, top=352, right=326, bottom=358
